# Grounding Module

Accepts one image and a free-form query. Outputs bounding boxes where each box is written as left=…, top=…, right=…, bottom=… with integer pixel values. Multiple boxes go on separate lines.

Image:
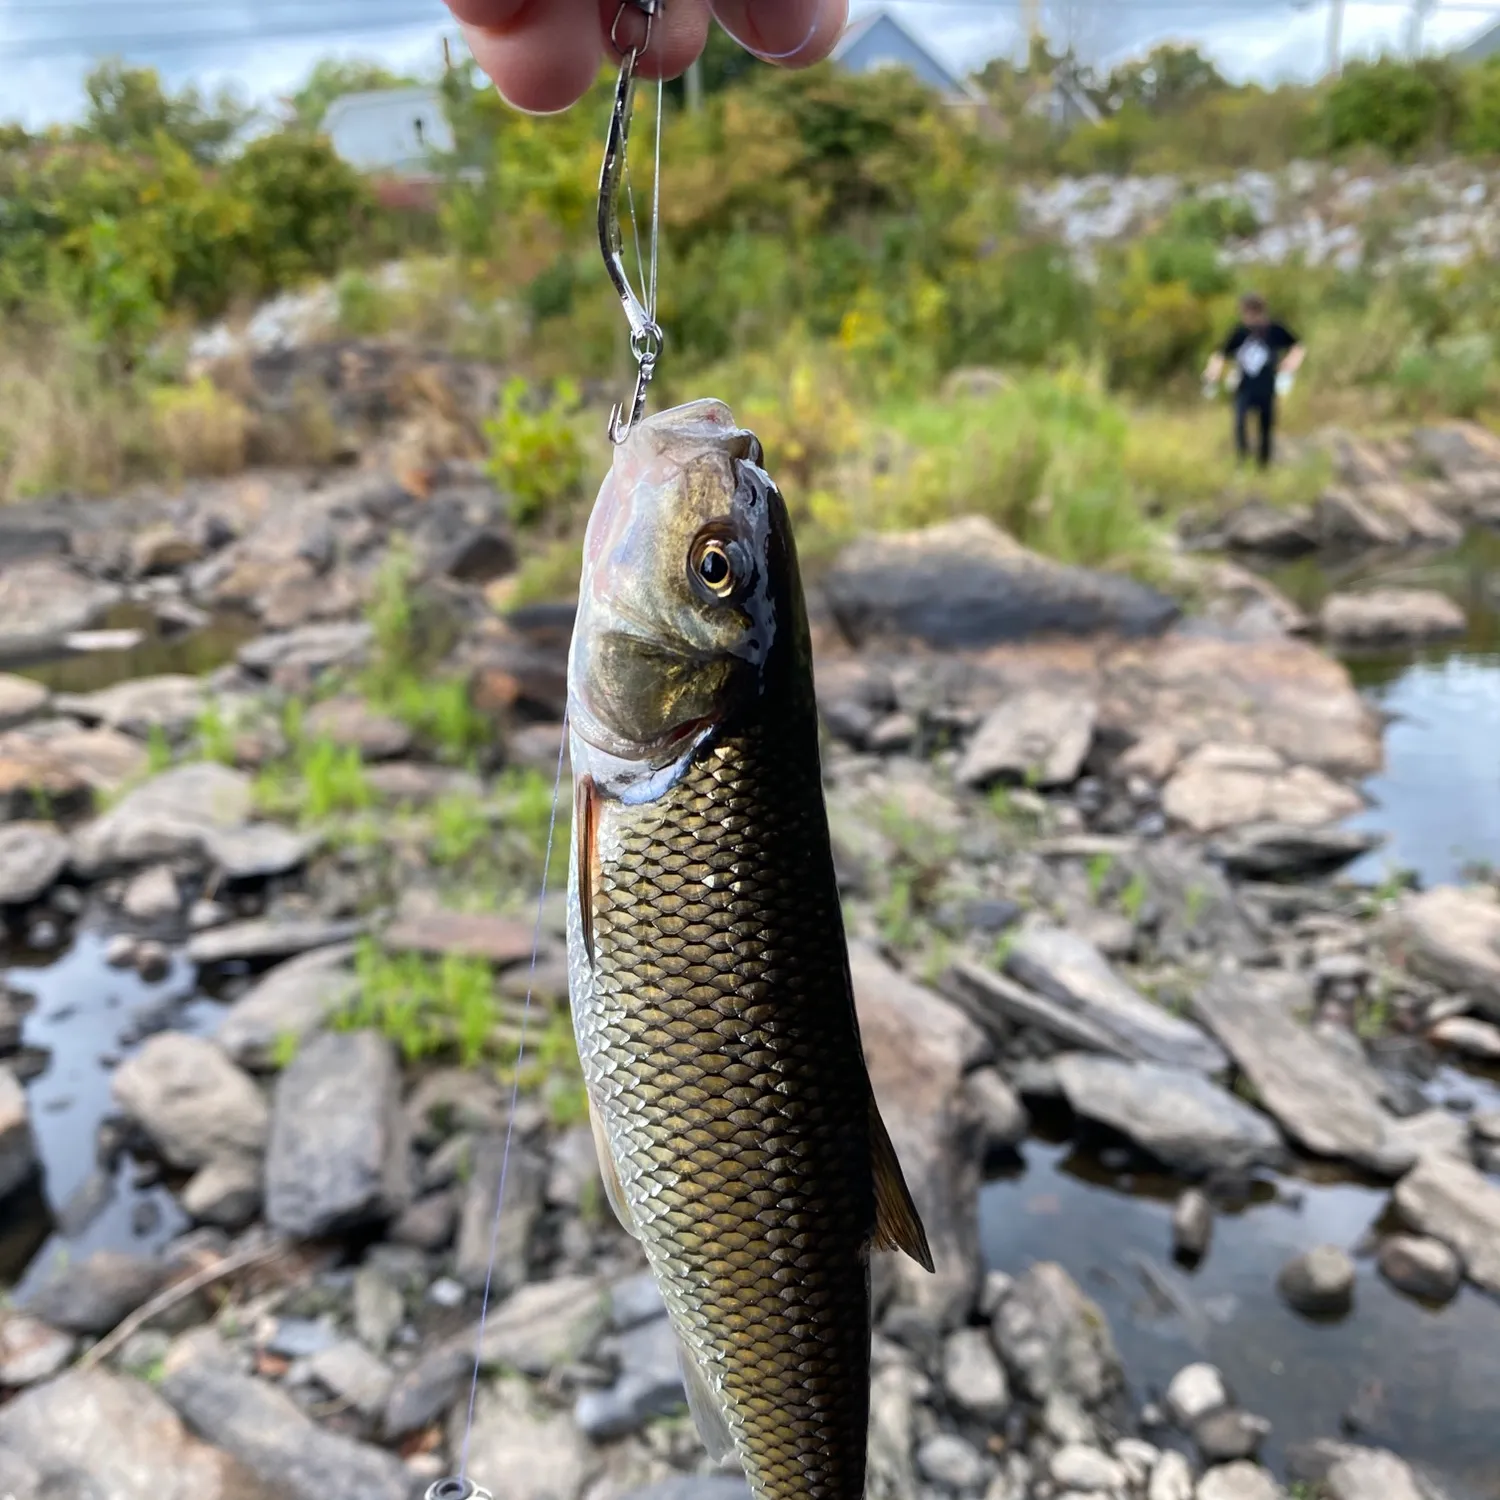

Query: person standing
left=1203, top=293, right=1305, bottom=469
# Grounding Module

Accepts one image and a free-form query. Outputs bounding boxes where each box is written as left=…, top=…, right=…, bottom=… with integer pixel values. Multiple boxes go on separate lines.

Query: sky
left=0, top=0, right=1496, bottom=129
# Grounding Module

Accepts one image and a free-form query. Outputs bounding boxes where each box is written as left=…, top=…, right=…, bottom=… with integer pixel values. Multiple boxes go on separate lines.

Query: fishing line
left=447, top=717, right=571, bottom=1493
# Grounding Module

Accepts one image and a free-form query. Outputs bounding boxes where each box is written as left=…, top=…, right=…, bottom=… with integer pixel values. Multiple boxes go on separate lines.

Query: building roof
left=1456, top=18, right=1500, bottom=62
left=831, top=8, right=985, bottom=103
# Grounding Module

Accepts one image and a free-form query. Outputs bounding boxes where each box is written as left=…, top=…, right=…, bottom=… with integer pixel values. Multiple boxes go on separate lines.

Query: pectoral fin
left=675, top=1331, right=737, bottom=1467
left=586, top=1095, right=639, bottom=1240
left=575, top=773, right=599, bottom=971
left=869, top=1094, right=935, bottom=1273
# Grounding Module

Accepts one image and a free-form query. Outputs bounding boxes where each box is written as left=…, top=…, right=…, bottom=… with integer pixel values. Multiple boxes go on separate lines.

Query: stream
left=4, top=547, right=1500, bottom=1494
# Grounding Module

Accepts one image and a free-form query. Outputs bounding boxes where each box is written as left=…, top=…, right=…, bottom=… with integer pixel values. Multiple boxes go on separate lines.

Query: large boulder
left=1395, top=885, right=1500, bottom=1020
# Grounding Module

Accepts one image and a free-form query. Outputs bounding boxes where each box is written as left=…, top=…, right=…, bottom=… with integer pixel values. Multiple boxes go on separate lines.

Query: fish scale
left=578, top=714, right=875, bottom=1499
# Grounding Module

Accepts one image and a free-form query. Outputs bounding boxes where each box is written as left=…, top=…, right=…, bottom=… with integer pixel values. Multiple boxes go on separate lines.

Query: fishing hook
left=599, top=0, right=665, bottom=444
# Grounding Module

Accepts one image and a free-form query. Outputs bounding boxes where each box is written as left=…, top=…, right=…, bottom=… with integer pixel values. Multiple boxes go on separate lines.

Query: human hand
left=1276, top=370, right=1295, bottom=397
left=443, top=0, right=850, bottom=114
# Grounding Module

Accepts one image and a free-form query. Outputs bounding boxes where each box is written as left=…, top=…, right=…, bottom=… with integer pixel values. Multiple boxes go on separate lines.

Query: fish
left=564, top=397, right=934, bottom=1499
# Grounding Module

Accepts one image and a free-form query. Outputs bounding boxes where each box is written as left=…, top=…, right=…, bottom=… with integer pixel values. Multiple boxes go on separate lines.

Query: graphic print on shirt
left=1236, top=336, right=1270, bottom=380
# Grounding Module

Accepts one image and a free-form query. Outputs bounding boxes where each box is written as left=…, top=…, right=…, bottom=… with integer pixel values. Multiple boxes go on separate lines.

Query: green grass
left=1087, top=851, right=1115, bottom=902
left=145, top=723, right=173, bottom=774
left=1120, top=872, right=1149, bottom=922
left=431, top=789, right=492, bottom=866
left=193, top=701, right=238, bottom=765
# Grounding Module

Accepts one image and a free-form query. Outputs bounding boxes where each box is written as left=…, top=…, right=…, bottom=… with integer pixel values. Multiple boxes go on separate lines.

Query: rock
left=916, top=1432, right=991, bottom=1490
left=1324, top=1446, right=1429, bottom=1500
left=451, top=1376, right=598, bottom=1500
left=621, top=1484, right=751, bottom=1500
left=439, top=525, right=517, bottom=583
left=946, top=960, right=1139, bottom=1060
left=942, top=1326, right=1011, bottom=1423
left=1430, top=1014, right=1500, bottom=1061
left=1150, top=1450, right=1196, bottom=1500
left=25, top=1250, right=168, bottom=1335
left=1007, top=924, right=1226, bottom=1073
left=1377, top=1234, right=1462, bottom=1304
left=71, top=763, right=253, bottom=876
left=353, top=1265, right=405, bottom=1354
left=302, top=696, right=414, bottom=761
left=0, top=559, right=118, bottom=659
left=575, top=1313, right=685, bottom=1440
left=852, top=944, right=990, bottom=1327
left=991, top=1261, right=1122, bottom=1408
left=1193, top=969, right=1403, bottom=1175
left=1276, top=1246, right=1356, bottom=1317
left=122, top=865, right=181, bottom=924
left=188, top=917, right=363, bottom=967
left=381, top=909, right=535, bottom=966
left=455, top=1133, right=544, bottom=1292
left=1167, top=1363, right=1230, bottom=1427
left=955, top=690, right=1098, bottom=789
left=160, top=1329, right=412, bottom=1500
left=182, top=1154, right=263, bottom=1229
left=1173, top=1190, right=1214, bottom=1261
left=1320, top=588, right=1466, bottom=647
left=216, top=944, right=359, bottom=1068
left=0, top=1366, right=273, bottom=1500
left=302, top=1340, right=394, bottom=1416
left=0, top=1068, right=38, bottom=1201
left=1162, top=743, right=1362, bottom=835
left=1394, top=1152, right=1500, bottom=1293
left=365, top=760, right=482, bottom=804
left=132, top=524, right=204, bottom=576
left=1383, top=1108, right=1469, bottom=1165
left=1220, top=500, right=1318, bottom=557
left=1211, top=823, right=1380, bottom=880
left=0, top=675, right=48, bottom=731
left=1050, top=1445, right=1126, bottom=1492
left=203, top=823, right=314, bottom=881
left=236, top=621, right=373, bottom=680
left=405, top=1067, right=509, bottom=1146
left=0, top=1313, right=75, bottom=1386
left=135, top=938, right=171, bottom=981
left=867, top=1362, right=923, bottom=1500
left=56, top=676, right=205, bottom=738
left=112, top=1033, right=269, bottom=1171
left=1411, top=419, right=1500, bottom=479
left=1396, top=884, right=1500, bottom=1020
left=1055, top=1055, right=1282, bottom=1177
left=822, top=516, right=1178, bottom=649
left=1194, top=1409, right=1271, bottom=1464
left=1313, top=487, right=1405, bottom=551
left=1195, top=1462, right=1285, bottom=1500
left=966, top=1067, right=1029, bottom=1154
left=265, top=1030, right=410, bottom=1239
left=0, top=822, right=68, bottom=906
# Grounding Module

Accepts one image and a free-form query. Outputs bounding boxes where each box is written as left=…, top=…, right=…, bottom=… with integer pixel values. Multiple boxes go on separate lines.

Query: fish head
left=568, top=398, right=795, bottom=780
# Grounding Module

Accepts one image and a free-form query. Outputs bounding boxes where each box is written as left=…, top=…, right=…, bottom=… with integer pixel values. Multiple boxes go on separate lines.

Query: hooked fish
left=564, top=398, right=934, bottom=1499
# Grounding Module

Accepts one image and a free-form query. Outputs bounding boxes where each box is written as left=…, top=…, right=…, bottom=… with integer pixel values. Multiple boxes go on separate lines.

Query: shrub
left=149, top=377, right=250, bottom=475
left=1322, top=56, right=1464, bottom=159
left=483, top=376, right=590, bottom=530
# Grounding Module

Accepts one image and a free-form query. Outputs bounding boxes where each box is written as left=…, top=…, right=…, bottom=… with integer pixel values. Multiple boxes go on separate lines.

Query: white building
left=320, top=86, right=454, bottom=175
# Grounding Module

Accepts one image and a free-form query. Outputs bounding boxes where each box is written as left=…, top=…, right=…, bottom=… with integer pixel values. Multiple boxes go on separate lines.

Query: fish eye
left=689, top=532, right=741, bottom=601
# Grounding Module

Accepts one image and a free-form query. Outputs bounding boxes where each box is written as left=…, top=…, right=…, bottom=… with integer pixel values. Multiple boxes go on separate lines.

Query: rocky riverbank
left=1, top=431, right=1499, bottom=1500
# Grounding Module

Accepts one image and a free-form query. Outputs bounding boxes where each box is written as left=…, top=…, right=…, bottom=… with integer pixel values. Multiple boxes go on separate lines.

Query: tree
left=288, top=57, right=420, bottom=133
left=80, top=59, right=251, bottom=163
left=1103, top=44, right=1228, bottom=115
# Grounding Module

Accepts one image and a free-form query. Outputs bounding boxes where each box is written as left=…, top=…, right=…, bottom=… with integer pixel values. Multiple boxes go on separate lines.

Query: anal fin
left=586, top=1095, right=639, bottom=1240
left=674, top=1331, right=738, bottom=1467
left=869, top=1094, right=936, bottom=1273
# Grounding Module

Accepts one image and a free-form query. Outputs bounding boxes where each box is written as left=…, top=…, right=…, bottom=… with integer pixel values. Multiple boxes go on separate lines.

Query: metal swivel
left=425, top=1480, right=493, bottom=1500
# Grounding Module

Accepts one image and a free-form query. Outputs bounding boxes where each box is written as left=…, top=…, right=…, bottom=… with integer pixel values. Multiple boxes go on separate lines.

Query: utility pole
left=1326, top=0, right=1345, bottom=77
left=1407, top=0, right=1437, bottom=57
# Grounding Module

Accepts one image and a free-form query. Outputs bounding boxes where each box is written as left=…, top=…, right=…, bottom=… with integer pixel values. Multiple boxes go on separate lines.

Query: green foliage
left=483, top=376, right=589, bottom=530
left=82, top=60, right=251, bottom=164
left=1322, top=56, right=1465, bottom=159
left=1102, top=44, right=1228, bottom=116
left=342, top=938, right=500, bottom=1067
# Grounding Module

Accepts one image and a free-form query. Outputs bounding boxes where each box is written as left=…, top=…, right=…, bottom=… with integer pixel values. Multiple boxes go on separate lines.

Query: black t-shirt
left=1223, top=320, right=1297, bottom=396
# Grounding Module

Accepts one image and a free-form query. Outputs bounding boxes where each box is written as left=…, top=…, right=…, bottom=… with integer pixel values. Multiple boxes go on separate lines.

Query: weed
left=145, top=724, right=173, bottom=774
left=1120, top=873, right=1149, bottom=922
left=383, top=674, right=489, bottom=761
left=300, top=738, right=372, bottom=822
left=483, top=375, right=590, bottom=530
left=1357, top=986, right=1393, bottom=1041
left=149, top=378, right=250, bottom=476
left=431, top=790, right=491, bottom=866
left=194, top=701, right=237, bottom=765
left=992, top=928, right=1020, bottom=970
left=269, top=1030, right=301, bottom=1069
left=1086, top=851, right=1116, bottom=902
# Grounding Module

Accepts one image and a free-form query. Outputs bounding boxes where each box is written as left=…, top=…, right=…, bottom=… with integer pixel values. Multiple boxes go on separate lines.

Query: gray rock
left=202, top=824, right=314, bottom=881
left=1219, top=499, right=1318, bottom=557
left=941, top=1326, right=1011, bottom=1423
left=0, top=1450, right=40, bottom=1500
left=389, top=1191, right=457, bottom=1251
left=868, top=1362, right=923, bottom=1500
left=0, top=1366, right=273, bottom=1500
left=1055, top=1055, right=1282, bottom=1177
left=1276, top=1246, right=1356, bottom=1317
left=0, top=1065, right=39, bottom=1201
left=609, top=1270, right=667, bottom=1331
left=0, top=560, right=118, bottom=660
left=916, top=1432, right=991, bottom=1490
left=266, top=1317, right=340, bottom=1360
left=966, top=1067, right=1028, bottom=1153
left=301, top=1340, right=394, bottom=1416
left=991, top=1262, right=1122, bottom=1408
left=1173, top=1189, right=1215, bottom=1261
left=265, top=1030, right=410, bottom=1239
left=122, top=865, right=181, bottom=924
left=56, top=676, right=205, bottom=738
left=0, top=1313, right=75, bottom=1386
left=353, top=1265, right=405, bottom=1354
left=455, top=1133, right=544, bottom=1292
left=1376, top=1234, right=1461, bottom=1304
left=1211, top=822, right=1380, bottom=880
left=112, top=1033, right=269, bottom=1171
left=1319, top=588, right=1466, bottom=647
left=302, top=696, right=413, bottom=761
left=449, top=1375, right=599, bottom=1500
left=620, top=1482, right=752, bottom=1500
left=1166, top=1363, right=1229, bottom=1427
left=188, top=918, right=363, bottom=968
left=0, top=674, right=49, bottom=732
left=1193, top=969, right=1403, bottom=1175
left=1008, top=925, right=1227, bottom=1073
left=1150, top=1450, right=1195, bottom=1500
left=1394, top=1151, right=1500, bottom=1293
left=1397, top=884, right=1500, bottom=1020
left=1162, top=743, right=1362, bottom=836
left=822, top=516, right=1178, bottom=650
left=1429, top=1014, right=1500, bottom=1062
left=182, top=1153, right=263, bottom=1229
left=236, top=621, right=373, bottom=679
left=159, top=1329, right=411, bottom=1500
left=956, top=690, right=1098, bottom=789
left=0, top=823, right=69, bottom=906
left=405, top=1067, right=509, bottom=1147
left=945, top=960, right=1138, bottom=1060
left=1194, top=1409, right=1271, bottom=1464
left=1324, top=1446, right=1428, bottom=1500
left=215, top=944, right=359, bottom=1068
left=71, top=764, right=253, bottom=876
left=545, top=1123, right=603, bottom=1207
left=574, top=1313, right=685, bottom=1440
left=1050, top=1444, right=1126, bottom=1492
left=1195, top=1463, right=1284, bottom=1500
left=25, top=1250, right=168, bottom=1336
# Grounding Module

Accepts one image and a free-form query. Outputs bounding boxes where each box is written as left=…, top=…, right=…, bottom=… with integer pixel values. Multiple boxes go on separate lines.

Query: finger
left=605, top=0, right=714, bottom=84
left=710, top=0, right=848, bottom=65
left=452, top=0, right=604, bottom=114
